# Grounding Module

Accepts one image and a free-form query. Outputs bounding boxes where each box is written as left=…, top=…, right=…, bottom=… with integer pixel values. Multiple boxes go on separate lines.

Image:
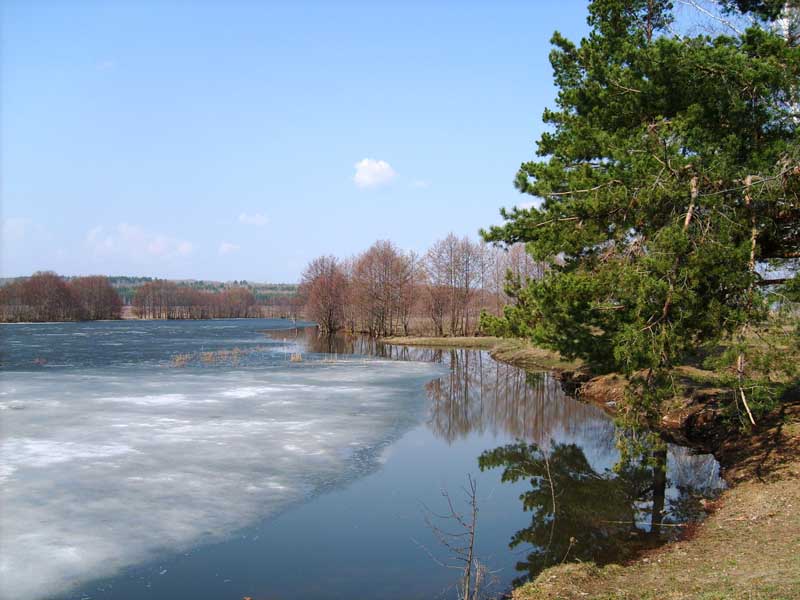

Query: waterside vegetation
left=0, top=272, right=122, bottom=322
left=386, top=1, right=800, bottom=596
left=477, top=0, right=799, bottom=429
left=298, top=236, right=545, bottom=337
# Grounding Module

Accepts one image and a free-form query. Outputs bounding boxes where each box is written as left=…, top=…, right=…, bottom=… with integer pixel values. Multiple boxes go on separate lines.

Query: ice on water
left=0, top=358, right=440, bottom=600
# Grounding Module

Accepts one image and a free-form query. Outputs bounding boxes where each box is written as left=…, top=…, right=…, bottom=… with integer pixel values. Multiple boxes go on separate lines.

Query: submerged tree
left=482, top=0, right=800, bottom=423
left=298, top=255, right=348, bottom=334
left=70, top=276, right=123, bottom=320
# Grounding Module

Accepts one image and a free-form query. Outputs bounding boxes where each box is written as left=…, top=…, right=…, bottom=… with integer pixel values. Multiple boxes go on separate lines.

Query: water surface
left=0, top=320, right=724, bottom=599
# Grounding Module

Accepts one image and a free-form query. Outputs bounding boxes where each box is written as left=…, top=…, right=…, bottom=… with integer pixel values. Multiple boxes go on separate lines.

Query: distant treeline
left=0, top=272, right=123, bottom=322
left=102, top=276, right=297, bottom=306
left=299, top=235, right=545, bottom=336
left=132, top=280, right=257, bottom=319
left=0, top=273, right=301, bottom=322
left=1, top=241, right=541, bottom=327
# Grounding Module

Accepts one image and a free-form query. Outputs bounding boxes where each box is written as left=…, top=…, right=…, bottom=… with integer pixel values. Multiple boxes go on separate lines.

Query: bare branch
left=676, top=0, right=744, bottom=35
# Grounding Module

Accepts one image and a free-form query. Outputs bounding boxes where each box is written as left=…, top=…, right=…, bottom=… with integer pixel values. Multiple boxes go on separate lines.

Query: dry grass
left=381, top=336, right=582, bottom=372
left=168, top=346, right=249, bottom=367
left=489, top=339, right=582, bottom=372
left=382, top=335, right=504, bottom=349
left=170, top=353, right=192, bottom=368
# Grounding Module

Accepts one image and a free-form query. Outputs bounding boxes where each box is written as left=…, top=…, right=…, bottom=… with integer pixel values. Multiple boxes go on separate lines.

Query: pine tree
left=482, top=0, right=799, bottom=423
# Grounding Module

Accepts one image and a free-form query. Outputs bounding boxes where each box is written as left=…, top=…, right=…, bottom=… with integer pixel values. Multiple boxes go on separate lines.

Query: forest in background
left=0, top=273, right=299, bottom=322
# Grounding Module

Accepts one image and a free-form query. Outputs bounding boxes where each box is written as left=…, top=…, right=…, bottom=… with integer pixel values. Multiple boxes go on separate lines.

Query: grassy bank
left=383, top=334, right=800, bottom=600
left=381, top=336, right=582, bottom=372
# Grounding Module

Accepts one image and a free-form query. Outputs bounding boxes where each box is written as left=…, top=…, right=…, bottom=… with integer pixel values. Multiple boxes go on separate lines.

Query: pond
left=0, top=319, right=724, bottom=600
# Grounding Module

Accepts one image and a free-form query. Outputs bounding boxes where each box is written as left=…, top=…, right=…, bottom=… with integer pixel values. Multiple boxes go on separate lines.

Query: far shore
left=1, top=314, right=300, bottom=325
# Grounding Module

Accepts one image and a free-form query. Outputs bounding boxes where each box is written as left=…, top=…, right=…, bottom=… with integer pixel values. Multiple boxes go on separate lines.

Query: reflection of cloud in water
left=0, top=360, right=440, bottom=600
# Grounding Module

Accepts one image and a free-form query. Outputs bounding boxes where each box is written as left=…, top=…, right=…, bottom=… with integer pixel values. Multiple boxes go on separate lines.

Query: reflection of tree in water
left=264, top=329, right=725, bottom=587
left=408, top=345, right=722, bottom=587
left=265, top=326, right=419, bottom=359
left=478, top=441, right=667, bottom=586
left=424, top=348, right=615, bottom=450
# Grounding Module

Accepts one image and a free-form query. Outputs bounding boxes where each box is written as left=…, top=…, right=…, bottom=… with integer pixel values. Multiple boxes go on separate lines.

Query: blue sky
left=2, top=0, right=592, bottom=282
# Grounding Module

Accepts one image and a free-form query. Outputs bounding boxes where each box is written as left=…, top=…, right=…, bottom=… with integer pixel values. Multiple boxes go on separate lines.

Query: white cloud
left=218, top=242, right=240, bottom=256
left=238, top=212, right=268, bottom=226
left=85, top=223, right=193, bottom=261
left=353, top=158, right=397, bottom=189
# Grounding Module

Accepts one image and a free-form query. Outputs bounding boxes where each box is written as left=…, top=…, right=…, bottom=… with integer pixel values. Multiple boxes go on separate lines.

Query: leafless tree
left=0, top=272, right=84, bottom=322
left=69, top=276, right=123, bottom=320
left=131, top=280, right=256, bottom=319
left=299, top=255, right=348, bottom=333
left=415, top=475, right=496, bottom=600
left=424, top=234, right=488, bottom=335
left=351, top=240, right=414, bottom=336
left=292, top=236, right=547, bottom=336
left=425, top=234, right=460, bottom=334
left=398, top=250, right=422, bottom=335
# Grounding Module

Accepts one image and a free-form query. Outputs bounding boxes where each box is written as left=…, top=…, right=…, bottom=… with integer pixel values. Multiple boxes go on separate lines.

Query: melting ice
left=0, top=355, right=441, bottom=600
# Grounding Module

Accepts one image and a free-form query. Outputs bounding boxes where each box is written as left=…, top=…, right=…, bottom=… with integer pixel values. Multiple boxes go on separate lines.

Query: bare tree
left=415, top=475, right=496, bottom=600
left=398, top=250, right=422, bottom=335
left=425, top=235, right=486, bottom=335
left=0, top=272, right=84, bottom=322
left=299, top=255, right=347, bottom=334
left=350, top=240, right=415, bottom=336
left=69, top=276, right=123, bottom=320
left=425, top=234, right=460, bottom=334
left=287, top=236, right=546, bottom=337
left=458, top=238, right=488, bottom=335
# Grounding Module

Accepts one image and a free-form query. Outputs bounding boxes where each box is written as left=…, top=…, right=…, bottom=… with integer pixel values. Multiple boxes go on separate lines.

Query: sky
left=1, top=0, right=593, bottom=283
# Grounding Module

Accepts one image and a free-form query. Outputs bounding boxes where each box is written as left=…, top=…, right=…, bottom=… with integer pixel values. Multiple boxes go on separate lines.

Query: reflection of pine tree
left=479, top=441, right=657, bottom=585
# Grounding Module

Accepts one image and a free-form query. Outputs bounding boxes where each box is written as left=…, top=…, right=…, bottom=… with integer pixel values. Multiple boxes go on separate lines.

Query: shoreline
left=382, top=335, right=800, bottom=599
left=381, top=335, right=582, bottom=373
left=0, top=315, right=299, bottom=325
